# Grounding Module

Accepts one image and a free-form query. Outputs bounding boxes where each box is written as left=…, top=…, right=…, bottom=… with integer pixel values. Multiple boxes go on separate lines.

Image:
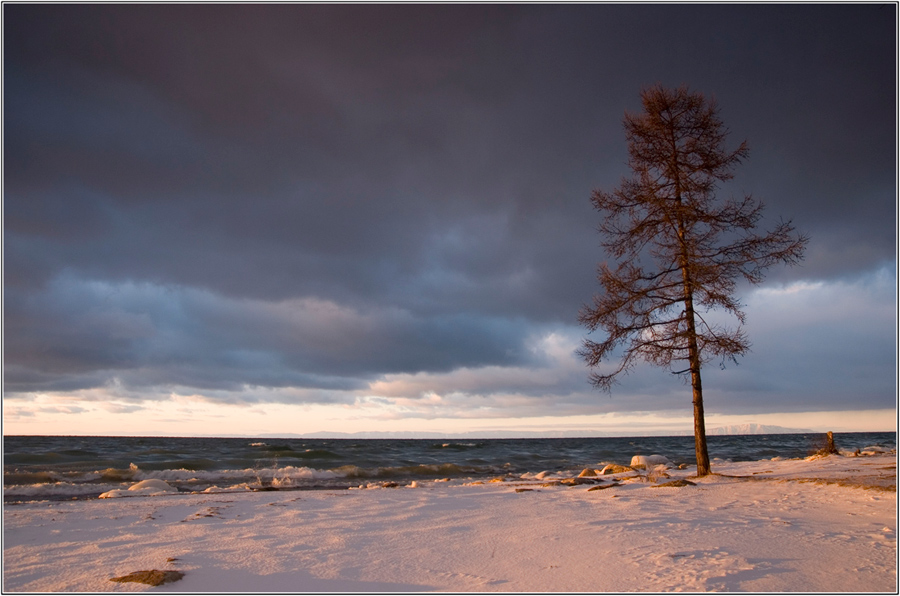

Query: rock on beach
left=110, top=570, right=184, bottom=586
left=600, top=464, right=634, bottom=475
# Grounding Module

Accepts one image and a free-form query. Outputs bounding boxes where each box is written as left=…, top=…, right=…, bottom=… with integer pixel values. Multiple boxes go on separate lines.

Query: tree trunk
left=682, top=278, right=712, bottom=476
left=690, top=362, right=711, bottom=476
left=674, top=186, right=712, bottom=476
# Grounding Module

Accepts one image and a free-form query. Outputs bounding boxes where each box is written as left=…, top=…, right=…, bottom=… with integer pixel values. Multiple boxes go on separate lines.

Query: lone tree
left=579, top=85, right=807, bottom=476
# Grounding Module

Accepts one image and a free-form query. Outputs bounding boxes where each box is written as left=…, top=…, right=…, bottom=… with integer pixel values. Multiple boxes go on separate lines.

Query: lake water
left=4, top=432, right=895, bottom=502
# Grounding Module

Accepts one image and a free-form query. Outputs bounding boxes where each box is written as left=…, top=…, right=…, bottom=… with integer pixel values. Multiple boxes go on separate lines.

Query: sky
left=3, top=4, right=897, bottom=437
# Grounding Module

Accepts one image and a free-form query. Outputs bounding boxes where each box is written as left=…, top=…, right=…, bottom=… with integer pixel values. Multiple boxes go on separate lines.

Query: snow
left=630, top=454, right=672, bottom=468
left=3, top=453, right=895, bottom=592
left=98, top=479, right=178, bottom=498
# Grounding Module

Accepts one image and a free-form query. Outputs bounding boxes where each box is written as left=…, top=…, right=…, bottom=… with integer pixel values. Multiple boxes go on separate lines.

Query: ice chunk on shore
left=630, top=455, right=671, bottom=469
left=861, top=445, right=888, bottom=455
left=99, top=479, right=178, bottom=498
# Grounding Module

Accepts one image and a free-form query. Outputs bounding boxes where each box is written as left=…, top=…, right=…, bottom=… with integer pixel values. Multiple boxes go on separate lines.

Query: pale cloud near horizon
left=4, top=394, right=893, bottom=437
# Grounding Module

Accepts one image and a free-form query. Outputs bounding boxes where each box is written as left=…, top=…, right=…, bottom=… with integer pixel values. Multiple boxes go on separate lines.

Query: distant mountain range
left=697, top=423, right=814, bottom=436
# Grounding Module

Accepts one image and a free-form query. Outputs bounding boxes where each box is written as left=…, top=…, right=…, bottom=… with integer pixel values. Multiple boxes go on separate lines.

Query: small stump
left=110, top=570, right=185, bottom=586
left=825, top=431, right=839, bottom=454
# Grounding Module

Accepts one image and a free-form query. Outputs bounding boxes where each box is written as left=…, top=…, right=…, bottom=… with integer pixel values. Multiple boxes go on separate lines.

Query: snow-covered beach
left=3, top=452, right=895, bottom=593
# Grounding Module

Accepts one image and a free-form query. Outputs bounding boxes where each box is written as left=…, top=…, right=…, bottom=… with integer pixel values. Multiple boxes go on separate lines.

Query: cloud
left=3, top=5, right=895, bottom=433
left=4, top=272, right=541, bottom=399
left=351, top=266, right=896, bottom=421
left=4, top=264, right=893, bottom=428
left=698, top=266, right=896, bottom=413
left=6, top=6, right=894, bottom=300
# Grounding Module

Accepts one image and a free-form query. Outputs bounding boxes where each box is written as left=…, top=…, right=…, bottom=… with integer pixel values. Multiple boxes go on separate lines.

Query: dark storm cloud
left=4, top=4, right=895, bottom=406
left=4, top=274, right=539, bottom=398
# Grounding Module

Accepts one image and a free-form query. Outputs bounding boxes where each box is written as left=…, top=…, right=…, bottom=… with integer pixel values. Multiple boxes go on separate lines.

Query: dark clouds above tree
left=3, top=4, right=895, bottom=418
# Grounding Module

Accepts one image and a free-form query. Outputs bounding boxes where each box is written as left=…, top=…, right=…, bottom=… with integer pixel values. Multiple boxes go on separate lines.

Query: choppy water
left=4, top=432, right=895, bottom=503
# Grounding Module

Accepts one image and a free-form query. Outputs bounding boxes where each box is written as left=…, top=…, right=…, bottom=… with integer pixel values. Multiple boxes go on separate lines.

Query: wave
left=4, top=481, right=124, bottom=498
left=332, top=462, right=494, bottom=479
left=136, top=458, right=222, bottom=471
left=4, top=471, right=65, bottom=485
left=245, top=443, right=343, bottom=460
left=3, top=459, right=500, bottom=501
left=99, top=465, right=140, bottom=482
left=135, top=465, right=340, bottom=483
left=259, top=444, right=294, bottom=452
left=4, top=452, right=69, bottom=465
left=297, top=449, right=342, bottom=459
left=431, top=442, right=484, bottom=451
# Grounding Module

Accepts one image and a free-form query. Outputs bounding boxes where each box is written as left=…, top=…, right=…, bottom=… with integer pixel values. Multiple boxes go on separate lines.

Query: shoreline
left=4, top=453, right=896, bottom=592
